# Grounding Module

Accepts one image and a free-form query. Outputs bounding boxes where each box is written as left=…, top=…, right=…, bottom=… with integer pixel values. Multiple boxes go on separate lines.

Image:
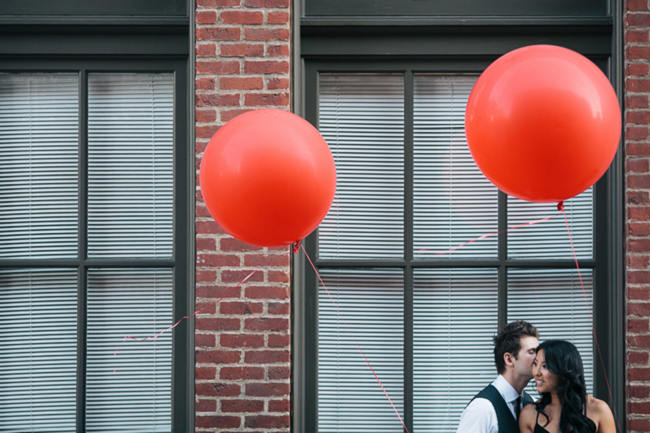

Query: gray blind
left=318, top=269, right=405, bottom=433
left=0, top=269, right=78, bottom=432
left=413, top=269, right=498, bottom=432
left=508, top=189, right=593, bottom=259
left=86, top=268, right=173, bottom=432
left=508, top=269, right=594, bottom=397
left=413, top=74, right=498, bottom=259
left=88, top=73, right=174, bottom=258
left=0, top=73, right=79, bottom=259
left=318, top=74, right=405, bottom=259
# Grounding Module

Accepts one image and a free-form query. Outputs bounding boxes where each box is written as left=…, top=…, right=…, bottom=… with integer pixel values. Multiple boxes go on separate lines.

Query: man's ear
left=503, top=352, right=515, bottom=368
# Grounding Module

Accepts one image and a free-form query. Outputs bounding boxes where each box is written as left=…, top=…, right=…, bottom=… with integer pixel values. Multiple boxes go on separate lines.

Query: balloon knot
left=557, top=201, right=564, bottom=211
left=291, top=240, right=302, bottom=253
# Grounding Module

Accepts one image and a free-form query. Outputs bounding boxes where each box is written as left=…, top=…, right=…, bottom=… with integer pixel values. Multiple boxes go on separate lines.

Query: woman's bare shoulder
left=587, top=395, right=611, bottom=415
left=519, top=403, right=537, bottom=433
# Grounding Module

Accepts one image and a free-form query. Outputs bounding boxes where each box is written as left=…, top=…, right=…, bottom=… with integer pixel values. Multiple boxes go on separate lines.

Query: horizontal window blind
left=413, top=268, right=498, bottom=432
left=0, top=268, right=78, bottom=432
left=413, top=74, right=498, bottom=259
left=318, top=269, right=404, bottom=433
left=508, top=189, right=593, bottom=259
left=318, top=74, right=404, bottom=259
left=86, top=268, right=173, bottom=432
left=88, top=73, right=174, bottom=259
left=0, top=73, right=79, bottom=259
left=507, top=268, right=594, bottom=397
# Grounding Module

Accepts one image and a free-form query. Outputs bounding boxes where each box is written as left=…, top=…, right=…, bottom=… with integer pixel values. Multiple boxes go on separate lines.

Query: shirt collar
left=492, top=375, right=521, bottom=403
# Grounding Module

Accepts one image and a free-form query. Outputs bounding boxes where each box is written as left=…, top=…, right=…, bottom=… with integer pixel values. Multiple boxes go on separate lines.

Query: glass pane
left=0, top=73, right=79, bottom=259
left=413, top=268, right=498, bottom=432
left=86, top=268, right=173, bottom=432
left=0, top=268, right=78, bottom=432
left=318, top=74, right=404, bottom=259
left=318, top=269, right=404, bottom=432
left=414, top=74, right=498, bottom=259
left=508, top=268, right=594, bottom=396
left=508, top=188, right=593, bottom=259
left=88, top=73, right=174, bottom=258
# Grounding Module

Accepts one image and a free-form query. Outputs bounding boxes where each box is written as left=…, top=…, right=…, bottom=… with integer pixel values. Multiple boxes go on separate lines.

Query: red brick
left=196, top=399, right=217, bottom=412
left=221, top=11, right=264, bottom=25
left=221, top=43, right=265, bottom=57
left=221, top=301, right=265, bottom=315
left=268, top=302, right=290, bottom=315
left=196, top=10, right=218, bottom=24
left=197, top=44, right=217, bottom=57
left=244, top=60, right=290, bottom=74
left=196, top=61, right=240, bottom=75
left=628, top=302, right=650, bottom=316
left=196, top=416, right=240, bottom=429
left=627, top=126, right=649, bottom=140
left=629, top=286, right=650, bottom=300
left=222, top=399, right=265, bottom=412
left=627, top=29, right=650, bottom=44
left=196, top=269, right=217, bottom=283
left=627, top=0, right=649, bottom=12
left=196, top=77, right=215, bottom=90
left=629, top=206, right=650, bottom=220
left=626, top=13, right=650, bottom=28
left=245, top=285, right=289, bottom=299
left=196, top=203, right=212, bottom=218
left=628, top=110, right=650, bottom=124
left=627, top=158, right=650, bottom=173
left=244, top=0, right=289, bottom=6
left=629, top=402, right=650, bottom=414
left=628, top=173, right=650, bottom=188
left=244, top=28, right=289, bottom=41
left=196, top=349, right=241, bottom=364
left=197, top=0, right=240, bottom=6
left=267, top=44, right=290, bottom=56
left=268, top=333, right=290, bottom=347
left=196, top=318, right=240, bottom=331
left=244, top=92, right=290, bottom=107
left=196, top=285, right=241, bottom=299
left=629, top=318, right=650, bottom=333
left=244, top=254, right=290, bottom=267
left=628, top=417, right=650, bottom=431
left=268, top=270, right=290, bottom=282
left=629, top=381, right=650, bottom=397
left=629, top=238, right=650, bottom=252
left=628, top=94, right=649, bottom=108
left=220, top=366, right=265, bottom=380
left=196, top=220, right=226, bottom=235
left=245, top=382, right=291, bottom=397
left=244, top=350, right=290, bottom=364
left=267, top=77, right=289, bottom=90
left=196, top=333, right=216, bottom=347
left=221, top=269, right=264, bottom=283
left=221, top=77, right=264, bottom=90
left=629, top=367, right=650, bottom=381
left=245, top=415, right=290, bottom=428
left=221, top=109, right=252, bottom=122
left=221, top=237, right=262, bottom=251
left=268, top=366, right=290, bottom=379
left=221, top=334, right=265, bottom=348
left=267, top=11, right=289, bottom=24
left=197, top=253, right=241, bottom=267
left=628, top=253, right=650, bottom=268
left=196, top=301, right=217, bottom=315
left=196, top=27, right=241, bottom=42
left=196, top=124, right=220, bottom=139
left=196, top=366, right=217, bottom=380
left=629, top=191, right=650, bottom=205
left=245, top=317, right=289, bottom=331
left=196, top=237, right=217, bottom=251
left=628, top=142, right=650, bottom=156
left=196, top=382, right=240, bottom=397
left=628, top=62, right=650, bottom=77
left=268, top=399, right=290, bottom=412
left=196, top=94, right=241, bottom=107
left=196, top=109, right=217, bottom=124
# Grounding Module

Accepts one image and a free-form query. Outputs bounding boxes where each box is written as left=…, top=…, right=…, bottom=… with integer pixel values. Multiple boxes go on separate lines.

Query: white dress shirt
left=455, top=375, right=524, bottom=433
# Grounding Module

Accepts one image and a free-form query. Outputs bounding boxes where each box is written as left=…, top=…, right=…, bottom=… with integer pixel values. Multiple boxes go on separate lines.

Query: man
left=456, top=320, right=539, bottom=433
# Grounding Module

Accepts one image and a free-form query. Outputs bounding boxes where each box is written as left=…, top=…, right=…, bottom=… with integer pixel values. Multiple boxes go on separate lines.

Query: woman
left=519, top=340, right=616, bottom=433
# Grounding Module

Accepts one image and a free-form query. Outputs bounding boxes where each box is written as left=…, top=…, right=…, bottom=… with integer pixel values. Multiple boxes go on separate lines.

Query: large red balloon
left=199, top=109, right=336, bottom=247
left=465, top=45, right=621, bottom=202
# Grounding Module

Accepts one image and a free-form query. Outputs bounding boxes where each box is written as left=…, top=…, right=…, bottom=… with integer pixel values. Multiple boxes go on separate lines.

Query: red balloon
left=465, top=45, right=621, bottom=202
left=199, top=109, right=336, bottom=247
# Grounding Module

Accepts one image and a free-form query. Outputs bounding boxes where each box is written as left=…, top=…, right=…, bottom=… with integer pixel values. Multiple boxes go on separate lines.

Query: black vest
left=471, top=384, right=534, bottom=433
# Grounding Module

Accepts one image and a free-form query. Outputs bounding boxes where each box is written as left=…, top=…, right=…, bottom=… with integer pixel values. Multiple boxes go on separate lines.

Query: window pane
left=0, top=269, right=78, bottom=432
left=318, top=74, right=404, bottom=259
left=507, top=268, right=594, bottom=396
left=318, top=269, right=404, bottom=432
left=88, top=73, right=174, bottom=258
left=413, top=268, right=498, bottom=432
left=0, top=73, right=79, bottom=259
left=414, top=74, right=498, bottom=259
left=508, top=188, right=593, bottom=259
left=86, top=268, right=172, bottom=432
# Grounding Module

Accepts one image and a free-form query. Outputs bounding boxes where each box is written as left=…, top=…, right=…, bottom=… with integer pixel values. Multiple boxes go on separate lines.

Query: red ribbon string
left=560, top=207, right=621, bottom=433
left=112, top=270, right=257, bottom=373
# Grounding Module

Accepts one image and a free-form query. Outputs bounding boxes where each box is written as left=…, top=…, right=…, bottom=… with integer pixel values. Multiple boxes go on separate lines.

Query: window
left=294, top=9, right=623, bottom=431
left=0, top=11, right=190, bottom=432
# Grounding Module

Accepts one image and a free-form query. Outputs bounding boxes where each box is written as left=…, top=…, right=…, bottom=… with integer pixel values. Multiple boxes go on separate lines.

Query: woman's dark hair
left=535, top=340, right=595, bottom=433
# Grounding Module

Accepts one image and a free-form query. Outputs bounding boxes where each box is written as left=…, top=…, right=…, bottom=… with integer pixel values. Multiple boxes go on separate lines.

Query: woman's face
left=533, top=349, right=560, bottom=393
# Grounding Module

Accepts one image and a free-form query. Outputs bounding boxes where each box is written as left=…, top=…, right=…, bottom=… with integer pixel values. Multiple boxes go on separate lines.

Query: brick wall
left=194, top=0, right=292, bottom=431
left=626, top=1, right=650, bottom=432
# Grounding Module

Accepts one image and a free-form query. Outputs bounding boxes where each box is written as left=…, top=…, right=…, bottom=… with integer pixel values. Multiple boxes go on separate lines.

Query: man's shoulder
left=465, top=396, right=496, bottom=413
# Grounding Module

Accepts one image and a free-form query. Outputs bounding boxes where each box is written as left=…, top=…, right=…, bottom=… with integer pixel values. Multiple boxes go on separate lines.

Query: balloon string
left=112, top=270, right=257, bottom=373
left=300, top=243, right=411, bottom=433
left=560, top=207, right=621, bottom=433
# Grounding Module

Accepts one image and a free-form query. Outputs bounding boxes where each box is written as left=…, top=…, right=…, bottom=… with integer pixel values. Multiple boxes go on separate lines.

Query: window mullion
left=404, top=70, right=414, bottom=433
left=497, top=190, right=508, bottom=330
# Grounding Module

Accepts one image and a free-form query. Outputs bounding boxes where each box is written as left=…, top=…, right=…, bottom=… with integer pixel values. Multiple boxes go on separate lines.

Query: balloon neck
left=557, top=201, right=564, bottom=211
left=292, top=240, right=302, bottom=253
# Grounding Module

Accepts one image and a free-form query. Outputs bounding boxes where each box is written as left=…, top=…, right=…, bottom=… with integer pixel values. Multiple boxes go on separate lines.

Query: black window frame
left=292, top=5, right=625, bottom=433
left=0, top=16, right=193, bottom=433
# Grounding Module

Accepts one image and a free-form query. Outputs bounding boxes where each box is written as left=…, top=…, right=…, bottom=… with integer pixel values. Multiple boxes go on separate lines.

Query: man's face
left=512, top=335, right=539, bottom=379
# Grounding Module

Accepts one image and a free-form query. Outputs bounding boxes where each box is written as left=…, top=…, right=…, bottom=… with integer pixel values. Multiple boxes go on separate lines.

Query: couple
left=456, top=321, right=616, bottom=433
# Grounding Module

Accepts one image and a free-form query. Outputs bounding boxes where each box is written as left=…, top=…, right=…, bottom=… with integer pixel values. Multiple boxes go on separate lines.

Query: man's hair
left=493, top=320, right=538, bottom=374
